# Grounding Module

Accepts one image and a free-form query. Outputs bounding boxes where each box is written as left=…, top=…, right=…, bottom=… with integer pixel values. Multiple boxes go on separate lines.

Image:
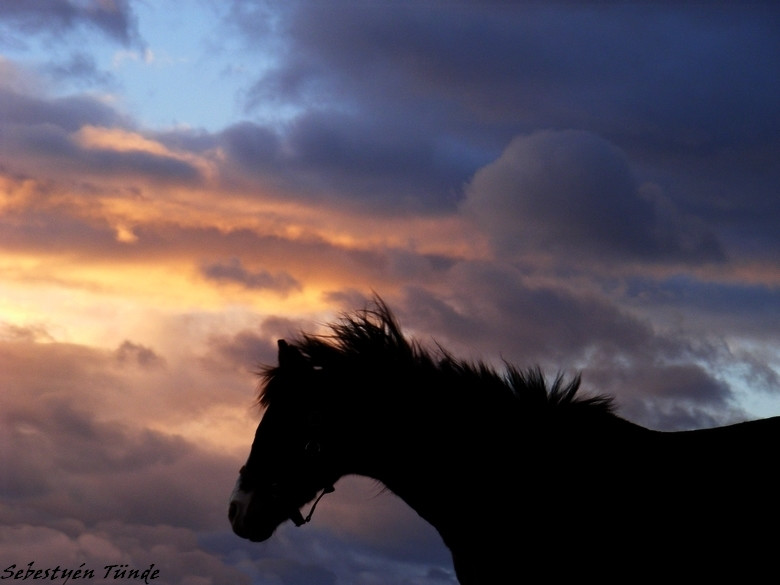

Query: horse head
left=229, top=340, right=339, bottom=541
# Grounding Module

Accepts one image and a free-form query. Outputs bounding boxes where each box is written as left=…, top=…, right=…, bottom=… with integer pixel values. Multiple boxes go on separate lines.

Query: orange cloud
left=75, top=126, right=172, bottom=155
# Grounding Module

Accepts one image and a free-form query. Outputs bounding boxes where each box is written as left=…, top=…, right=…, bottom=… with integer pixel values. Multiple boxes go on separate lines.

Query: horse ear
left=278, top=339, right=306, bottom=370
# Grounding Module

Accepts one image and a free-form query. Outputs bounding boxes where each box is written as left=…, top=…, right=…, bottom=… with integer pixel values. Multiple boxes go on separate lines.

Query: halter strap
left=290, top=484, right=336, bottom=527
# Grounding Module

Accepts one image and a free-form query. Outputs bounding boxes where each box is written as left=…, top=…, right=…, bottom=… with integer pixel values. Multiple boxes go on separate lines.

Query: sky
left=1, top=1, right=779, bottom=583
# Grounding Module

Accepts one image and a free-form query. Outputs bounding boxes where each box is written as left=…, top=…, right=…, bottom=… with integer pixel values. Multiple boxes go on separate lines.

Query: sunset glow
left=1, top=2, right=778, bottom=584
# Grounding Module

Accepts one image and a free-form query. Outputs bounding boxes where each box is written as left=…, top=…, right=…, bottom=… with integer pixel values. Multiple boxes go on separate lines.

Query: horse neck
left=332, top=383, right=655, bottom=542
left=332, top=390, right=526, bottom=543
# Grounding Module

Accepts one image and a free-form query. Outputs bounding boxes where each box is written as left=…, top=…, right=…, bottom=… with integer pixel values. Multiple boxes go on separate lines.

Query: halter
left=289, top=483, right=335, bottom=526
left=271, top=437, right=336, bottom=528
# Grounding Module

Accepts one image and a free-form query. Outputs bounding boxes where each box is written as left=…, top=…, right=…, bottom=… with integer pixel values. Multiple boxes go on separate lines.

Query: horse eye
left=304, top=440, right=321, bottom=456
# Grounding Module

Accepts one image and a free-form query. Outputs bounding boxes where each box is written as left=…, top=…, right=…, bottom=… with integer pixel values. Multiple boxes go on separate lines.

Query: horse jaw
left=228, top=476, right=292, bottom=542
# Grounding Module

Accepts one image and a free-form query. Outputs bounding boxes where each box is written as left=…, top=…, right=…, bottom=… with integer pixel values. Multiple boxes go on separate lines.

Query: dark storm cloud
left=219, top=122, right=281, bottom=169
left=626, top=275, right=780, bottom=327
left=282, top=111, right=466, bottom=205
left=462, top=130, right=724, bottom=264
left=218, top=115, right=477, bottom=210
left=224, top=0, right=780, bottom=247
left=0, top=0, right=140, bottom=47
left=275, top=1, right=780, bottom=143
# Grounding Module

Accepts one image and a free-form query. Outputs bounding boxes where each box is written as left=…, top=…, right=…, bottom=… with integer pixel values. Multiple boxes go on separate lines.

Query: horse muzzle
left=228, top=477, right=297, bottom=542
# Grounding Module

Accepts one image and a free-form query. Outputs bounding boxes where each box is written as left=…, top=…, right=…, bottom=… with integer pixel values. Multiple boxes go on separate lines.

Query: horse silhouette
left=229, top=299, right=779, bottom=583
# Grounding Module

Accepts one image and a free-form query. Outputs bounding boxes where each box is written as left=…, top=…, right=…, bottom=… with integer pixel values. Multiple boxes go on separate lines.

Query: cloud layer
left=1, top=1, right=779, bottom=583
left=463, top=129, right=724, bottom=263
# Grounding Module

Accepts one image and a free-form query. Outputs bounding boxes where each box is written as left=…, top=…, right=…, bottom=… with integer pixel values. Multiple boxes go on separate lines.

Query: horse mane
left=256, top=297, right=615, bottom=417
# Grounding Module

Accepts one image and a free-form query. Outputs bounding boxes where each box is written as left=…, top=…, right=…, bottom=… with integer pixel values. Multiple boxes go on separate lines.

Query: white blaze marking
left=229, top=476, right=253, bottom=529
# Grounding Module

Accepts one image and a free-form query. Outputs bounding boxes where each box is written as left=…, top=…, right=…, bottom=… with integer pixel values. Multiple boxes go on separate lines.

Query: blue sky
left=1, top=1, right=779, bottom=584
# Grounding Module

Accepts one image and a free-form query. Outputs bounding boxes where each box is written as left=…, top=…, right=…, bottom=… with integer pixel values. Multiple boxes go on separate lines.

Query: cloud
left=0, top=330, right=457, bottom=584
left=0, top=332, right=255, bottom=582
left=0, top=322, right=55, bottom=343
left=623, top=274, right=780, bottom=338
left=213, top=476, right=454, bottom=585
left=41, top=52, right=116, bottom=88
left=218, top=115, right=476, bottom=211
left=111, top=47, right=155, bottom=69
left=1, top=356, right=211, bottom=523
left=268, top=2, right=780, bottom=143
left=0, top=0, right=140, bottom=47
left=0, top=180, right=451, bottom=298
left=0, top=85, right=125, bottom=133
left=0, top=524, right=250, bottom=585
left=200, top=258, right=301, bottom=295
left=247, top=558, right=337, bottom=585
left=370, top=260, right=765, bottom=431
left=219, top=121, right=282, bottom=172
left=218, top=1, right=780, bottom=249
left=462, top=130, right=724, bottom=264
left=0, top=121, right=203, bottom=186
left=203, top=329, right=273, bottom=375
left=0, top=80, right=206, bottom=189
left=0, top=75, right=771, bottom=430
left=114, top=340, right=165, bottom=368
left=0, top=3, right=776, bottom=584
left=584, top=362, right=735, bottom=432
left=399, top=263, right=654, bottom=364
